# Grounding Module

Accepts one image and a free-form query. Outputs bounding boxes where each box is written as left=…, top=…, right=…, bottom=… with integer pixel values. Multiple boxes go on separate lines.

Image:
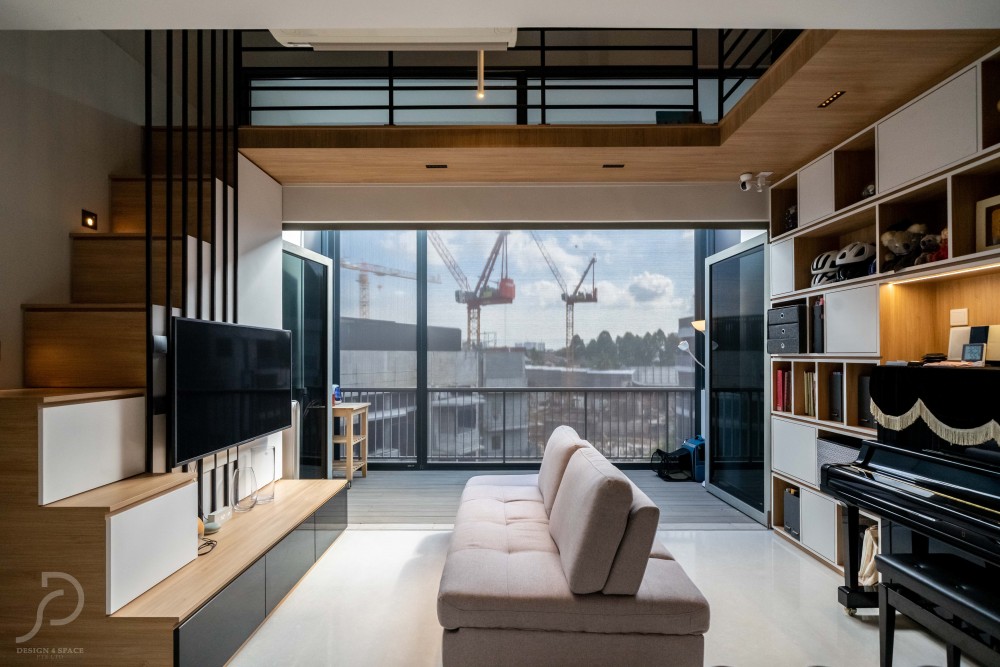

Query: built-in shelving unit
left=767, top=45, right=1000, bottom=572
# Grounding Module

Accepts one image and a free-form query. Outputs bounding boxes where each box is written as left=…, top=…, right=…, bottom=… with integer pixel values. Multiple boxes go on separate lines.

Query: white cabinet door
left=825, top=285, right=879, bottom=354
left=770, top=239, right=795, bottom=296
left=877, top=68, right=978, bottom=193
left=798, top=153, right=836, bottom=225
left=800, top=488, right=839, bottom=563
left=771, top=417, right=817, bottom=485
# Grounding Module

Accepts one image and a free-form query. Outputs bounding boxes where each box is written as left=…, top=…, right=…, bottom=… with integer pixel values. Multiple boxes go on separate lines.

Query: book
left=776, top=369, right=785, bottom=411
left=784, top=372, right=792, bottom=413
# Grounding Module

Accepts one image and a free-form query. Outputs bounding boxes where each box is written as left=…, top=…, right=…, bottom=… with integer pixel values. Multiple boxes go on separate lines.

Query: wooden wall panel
left=71, top=235, right=185, bottom=305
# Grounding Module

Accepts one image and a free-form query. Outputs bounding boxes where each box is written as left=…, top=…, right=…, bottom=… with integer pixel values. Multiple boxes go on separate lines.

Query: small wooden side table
left=331, top=402, right=369, bottom=488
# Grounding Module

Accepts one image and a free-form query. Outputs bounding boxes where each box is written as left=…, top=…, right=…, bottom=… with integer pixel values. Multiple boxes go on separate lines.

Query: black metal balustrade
left=239, top=28, right=800, bottom=126
left=342, top=387, right=696, bottom=464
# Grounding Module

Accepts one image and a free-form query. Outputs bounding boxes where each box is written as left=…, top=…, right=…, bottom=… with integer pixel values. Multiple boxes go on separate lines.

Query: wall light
left=678, top=340, right=706, bottom=370
left=81, top=209, right=98, bottom=230
left=887, top=261, right=1000, bottom=285
left=691, top=320, right=706, bottom=333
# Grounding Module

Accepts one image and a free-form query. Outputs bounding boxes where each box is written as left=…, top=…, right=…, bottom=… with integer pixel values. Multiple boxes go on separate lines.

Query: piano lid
left=870, top=365, right=1000, bottom=471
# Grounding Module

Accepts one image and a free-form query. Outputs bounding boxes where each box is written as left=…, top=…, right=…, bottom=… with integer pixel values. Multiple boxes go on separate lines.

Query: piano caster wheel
left=844, top=607, right=858, bottom=617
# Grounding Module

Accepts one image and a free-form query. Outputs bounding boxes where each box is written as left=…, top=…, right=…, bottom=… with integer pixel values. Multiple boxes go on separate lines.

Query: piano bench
left=876, top=554, right=1000, bottom=667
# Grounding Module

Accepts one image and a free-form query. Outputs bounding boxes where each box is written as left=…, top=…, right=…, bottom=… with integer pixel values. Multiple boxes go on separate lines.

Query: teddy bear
left=880, top=222, right=927, bottom=272
left=914, top=231, right=947, bottom=265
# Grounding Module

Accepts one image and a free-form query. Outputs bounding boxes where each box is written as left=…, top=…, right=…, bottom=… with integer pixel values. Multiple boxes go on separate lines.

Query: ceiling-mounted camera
left=739, top=172, right=754, bottom=192
left=739, top=171, right=774, bottom=193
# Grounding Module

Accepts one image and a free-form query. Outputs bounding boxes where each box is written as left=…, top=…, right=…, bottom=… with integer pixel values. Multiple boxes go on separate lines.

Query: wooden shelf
left=112, top=479, right=346, bottom=624
left=769, top=411, right=876, bottom=440
left=47, top=473, right=195, bottom=513
left=331, top=435, right=365, bottom=446
left=331, top=461, right=365, bottom=472
left=0, top=388, right=143, bottom=403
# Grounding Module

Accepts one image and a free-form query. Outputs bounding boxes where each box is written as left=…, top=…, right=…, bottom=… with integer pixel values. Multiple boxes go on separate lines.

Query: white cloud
left=626, top=272, right=686, bottom=308
left=567, top=231, right=613, bottom=252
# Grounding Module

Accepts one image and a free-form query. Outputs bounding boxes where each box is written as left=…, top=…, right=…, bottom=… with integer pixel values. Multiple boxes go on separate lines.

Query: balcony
left=342, top=386, right=697, bottom=464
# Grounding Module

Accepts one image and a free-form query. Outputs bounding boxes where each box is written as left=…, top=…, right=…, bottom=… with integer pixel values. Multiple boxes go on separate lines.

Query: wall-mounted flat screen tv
left=172, top=318, right=292, bottom=467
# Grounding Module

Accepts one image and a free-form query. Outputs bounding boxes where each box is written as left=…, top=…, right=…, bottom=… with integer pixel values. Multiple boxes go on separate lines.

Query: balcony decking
left=346, top=469, right=760, bottom=529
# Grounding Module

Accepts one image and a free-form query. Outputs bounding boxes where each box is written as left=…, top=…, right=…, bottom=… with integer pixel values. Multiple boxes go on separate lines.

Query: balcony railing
left=342, top=387, right=697, bottom=464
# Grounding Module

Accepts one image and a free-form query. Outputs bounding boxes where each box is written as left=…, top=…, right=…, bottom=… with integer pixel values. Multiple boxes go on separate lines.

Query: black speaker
left=812, top=300, right=825, bottom=353
left=829, top=371, right=844, bottom=422
left=783, top=488, right=801, bottom=540
left=858, top=375, right=873, bottom=428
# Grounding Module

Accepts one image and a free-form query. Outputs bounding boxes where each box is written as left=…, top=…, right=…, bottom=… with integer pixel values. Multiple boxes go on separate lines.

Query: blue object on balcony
left=681, top=436, right=705, bottom=483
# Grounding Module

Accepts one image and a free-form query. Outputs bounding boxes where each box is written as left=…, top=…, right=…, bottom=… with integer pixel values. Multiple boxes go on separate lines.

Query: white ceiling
left=2, top=0, right=999, bottom=30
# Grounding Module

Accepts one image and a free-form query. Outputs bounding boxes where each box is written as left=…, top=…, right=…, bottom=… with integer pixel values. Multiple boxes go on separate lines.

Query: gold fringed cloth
left=870, top=366, right=1000, bottom=447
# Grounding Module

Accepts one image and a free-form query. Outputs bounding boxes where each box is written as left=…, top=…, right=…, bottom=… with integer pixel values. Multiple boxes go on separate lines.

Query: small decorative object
left=332, top=384, right=343, bottom=404
left=975, top=194, right=1000, bottom=252
left=231, top=465, right=258, bottom=513
left=783, top=205, right=798, bottom=232
left=962, top=343, right=986, bottom=367
left=256, top=444, right=277, bottom=504
left=914, top=233, right=944, bottom=265
left=860, top=184, right=875, bottom=199
left=880, top=221, right=926, bottom=272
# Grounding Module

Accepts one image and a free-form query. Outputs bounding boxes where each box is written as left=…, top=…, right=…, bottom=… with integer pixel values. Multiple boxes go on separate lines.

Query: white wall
left=0, top=31, right=145, bottom=388
left=237, top=155, right=284, bottom=328
left=282, top=183, right=768, bottom=226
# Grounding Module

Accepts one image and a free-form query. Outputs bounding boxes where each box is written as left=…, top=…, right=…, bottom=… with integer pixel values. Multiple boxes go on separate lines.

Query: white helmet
left=811, top=250, right=839, bottom=275
left=835, top=242, right=876, bottom=266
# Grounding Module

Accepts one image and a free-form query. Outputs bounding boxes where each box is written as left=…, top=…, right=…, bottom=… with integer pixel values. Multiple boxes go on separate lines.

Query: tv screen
left=172, top=318, right=292, bottom=467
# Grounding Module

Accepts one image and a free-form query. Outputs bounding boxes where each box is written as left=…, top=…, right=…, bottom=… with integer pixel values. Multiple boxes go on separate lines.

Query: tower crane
left=530, top=231, right=597, bottom=362
left=339, top=260, right=440, bottom=319
left=428, top=231, right=515, bottom=348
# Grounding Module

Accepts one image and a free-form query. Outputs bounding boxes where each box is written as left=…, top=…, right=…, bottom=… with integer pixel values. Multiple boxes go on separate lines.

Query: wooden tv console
left=0, top=389, right=346, bottom=667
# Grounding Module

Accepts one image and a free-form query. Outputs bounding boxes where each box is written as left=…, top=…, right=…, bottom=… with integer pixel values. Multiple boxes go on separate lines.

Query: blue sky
left=339, top=229, right=696, bottom=349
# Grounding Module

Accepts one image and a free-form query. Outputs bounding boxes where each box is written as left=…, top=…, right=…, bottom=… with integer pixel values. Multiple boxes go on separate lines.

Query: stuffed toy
left=915, top=232, right=946, bottom=265
left=934, top=228, right=949, bottom=263
left=880, top=222, right=927, bottom=272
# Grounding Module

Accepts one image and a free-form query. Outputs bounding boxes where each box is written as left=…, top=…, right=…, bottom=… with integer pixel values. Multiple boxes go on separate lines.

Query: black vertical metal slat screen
left=143, top=30, right=242, bottom=504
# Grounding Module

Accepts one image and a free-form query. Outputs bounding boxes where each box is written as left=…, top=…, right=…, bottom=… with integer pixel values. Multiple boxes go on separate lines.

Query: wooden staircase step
left=47, top=472, right=195, bottom=513
left=22, top=304, right=147, bottom=388
left=109, top=176, right=216, bottom=237
left=148, top=127, right=232, bottom=182
left=71, top=233, right=207, bottom=304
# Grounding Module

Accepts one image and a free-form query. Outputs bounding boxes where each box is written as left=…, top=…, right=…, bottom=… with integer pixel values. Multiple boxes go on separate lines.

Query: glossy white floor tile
left=231, top=529, right=955, bottom=667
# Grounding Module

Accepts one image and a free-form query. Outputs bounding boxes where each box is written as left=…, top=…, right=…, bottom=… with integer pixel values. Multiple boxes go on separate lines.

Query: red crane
left=429, top=231, right=515, bottom=348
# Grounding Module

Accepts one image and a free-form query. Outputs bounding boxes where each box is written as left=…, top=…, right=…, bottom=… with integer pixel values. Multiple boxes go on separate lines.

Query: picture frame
left=975, top=194, right=1000, bottom=252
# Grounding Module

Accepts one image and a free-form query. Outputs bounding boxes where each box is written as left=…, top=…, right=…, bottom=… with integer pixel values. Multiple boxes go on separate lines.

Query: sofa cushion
left=536, top=426, right=589, bottom=515
left=461, top=483, right=543, bottom=505
left=602, top=481, right=660, bottom=595
left=438, top=552, right=710, bottom=635
left=548, top=448, right=632, bottom=594
left=465, top=473, right=539, bottom=488
left=650, top=540, right=675, bottom=561
left=448, top=520, right=557, bottom=556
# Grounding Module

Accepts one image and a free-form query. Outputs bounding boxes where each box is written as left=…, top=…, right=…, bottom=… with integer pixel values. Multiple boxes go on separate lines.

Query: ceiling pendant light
left=477, top=50, right=485, bottom=99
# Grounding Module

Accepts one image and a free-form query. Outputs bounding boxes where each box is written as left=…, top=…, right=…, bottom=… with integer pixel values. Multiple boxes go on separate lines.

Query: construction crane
left=428, top=231, right=515, bottom=348
left=530, top=231, right=598, bottom=362
left=339, top=260, right=440, bottom=319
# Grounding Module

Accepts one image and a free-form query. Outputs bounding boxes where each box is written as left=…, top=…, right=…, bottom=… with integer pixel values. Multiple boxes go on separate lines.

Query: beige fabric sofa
left=438, top=426, right=710, bottom=666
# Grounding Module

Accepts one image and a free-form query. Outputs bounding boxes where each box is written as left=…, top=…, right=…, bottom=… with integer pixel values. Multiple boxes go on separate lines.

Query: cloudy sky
left=338, top=229, right=696, bottom=349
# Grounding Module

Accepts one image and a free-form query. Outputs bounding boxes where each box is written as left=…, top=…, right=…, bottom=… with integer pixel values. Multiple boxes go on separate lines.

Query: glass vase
left=231, top=466, right=258, bottom=513
left=256, top=445, right=277, bottom=504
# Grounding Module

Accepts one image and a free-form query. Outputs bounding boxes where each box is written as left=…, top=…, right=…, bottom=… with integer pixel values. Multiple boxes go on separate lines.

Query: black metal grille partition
left=240, top=28, right=800, bottom=126
left=143, top=30, right=242, bottom=514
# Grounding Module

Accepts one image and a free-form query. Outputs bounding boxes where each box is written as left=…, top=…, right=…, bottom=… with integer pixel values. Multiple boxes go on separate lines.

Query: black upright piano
left=820, top=365, right=1000, bottom=666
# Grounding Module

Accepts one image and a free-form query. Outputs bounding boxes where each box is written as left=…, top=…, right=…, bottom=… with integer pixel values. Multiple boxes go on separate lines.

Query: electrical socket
left=950, top=308, right=969, bottom=326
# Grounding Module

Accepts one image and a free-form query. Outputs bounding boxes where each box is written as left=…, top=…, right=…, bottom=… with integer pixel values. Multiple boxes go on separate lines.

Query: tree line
left=528, top=329, right=681, bottom=369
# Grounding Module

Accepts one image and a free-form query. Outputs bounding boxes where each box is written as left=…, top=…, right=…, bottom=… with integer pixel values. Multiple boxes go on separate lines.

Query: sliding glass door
left=704, top=235, right=768, bottom=524
left=282, top=242, right=333, bottom=479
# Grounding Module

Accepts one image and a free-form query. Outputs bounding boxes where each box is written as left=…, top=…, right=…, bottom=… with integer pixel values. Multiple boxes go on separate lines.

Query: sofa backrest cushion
left=537, top=425, right=590, bottom=515
left=548, top=447, right=632, bottom=594
left=602, top=480, right=660, bottom=595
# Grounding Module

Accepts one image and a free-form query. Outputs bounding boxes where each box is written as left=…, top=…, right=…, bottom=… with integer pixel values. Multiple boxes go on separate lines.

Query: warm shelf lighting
left=81, top=209, right=98, bottom=230
left=476, top=50, right=485, bottom=99
left=887, top=261, right=1000, bottom=285
left=818, top=90, right=846, bottom=108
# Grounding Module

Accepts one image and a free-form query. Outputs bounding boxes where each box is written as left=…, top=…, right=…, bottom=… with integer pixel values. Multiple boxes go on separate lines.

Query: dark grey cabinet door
left=315, top=490, right=347, bottom=560
left=265, top=526, right=315, bottom=615
left=176, top=558, right=265, bottom=667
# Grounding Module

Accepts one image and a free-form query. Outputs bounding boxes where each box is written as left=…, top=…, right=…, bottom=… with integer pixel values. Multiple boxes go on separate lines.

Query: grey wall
left=283, top=183, right=768, bottom=225
left=0, top=31, right=145, bottom=388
